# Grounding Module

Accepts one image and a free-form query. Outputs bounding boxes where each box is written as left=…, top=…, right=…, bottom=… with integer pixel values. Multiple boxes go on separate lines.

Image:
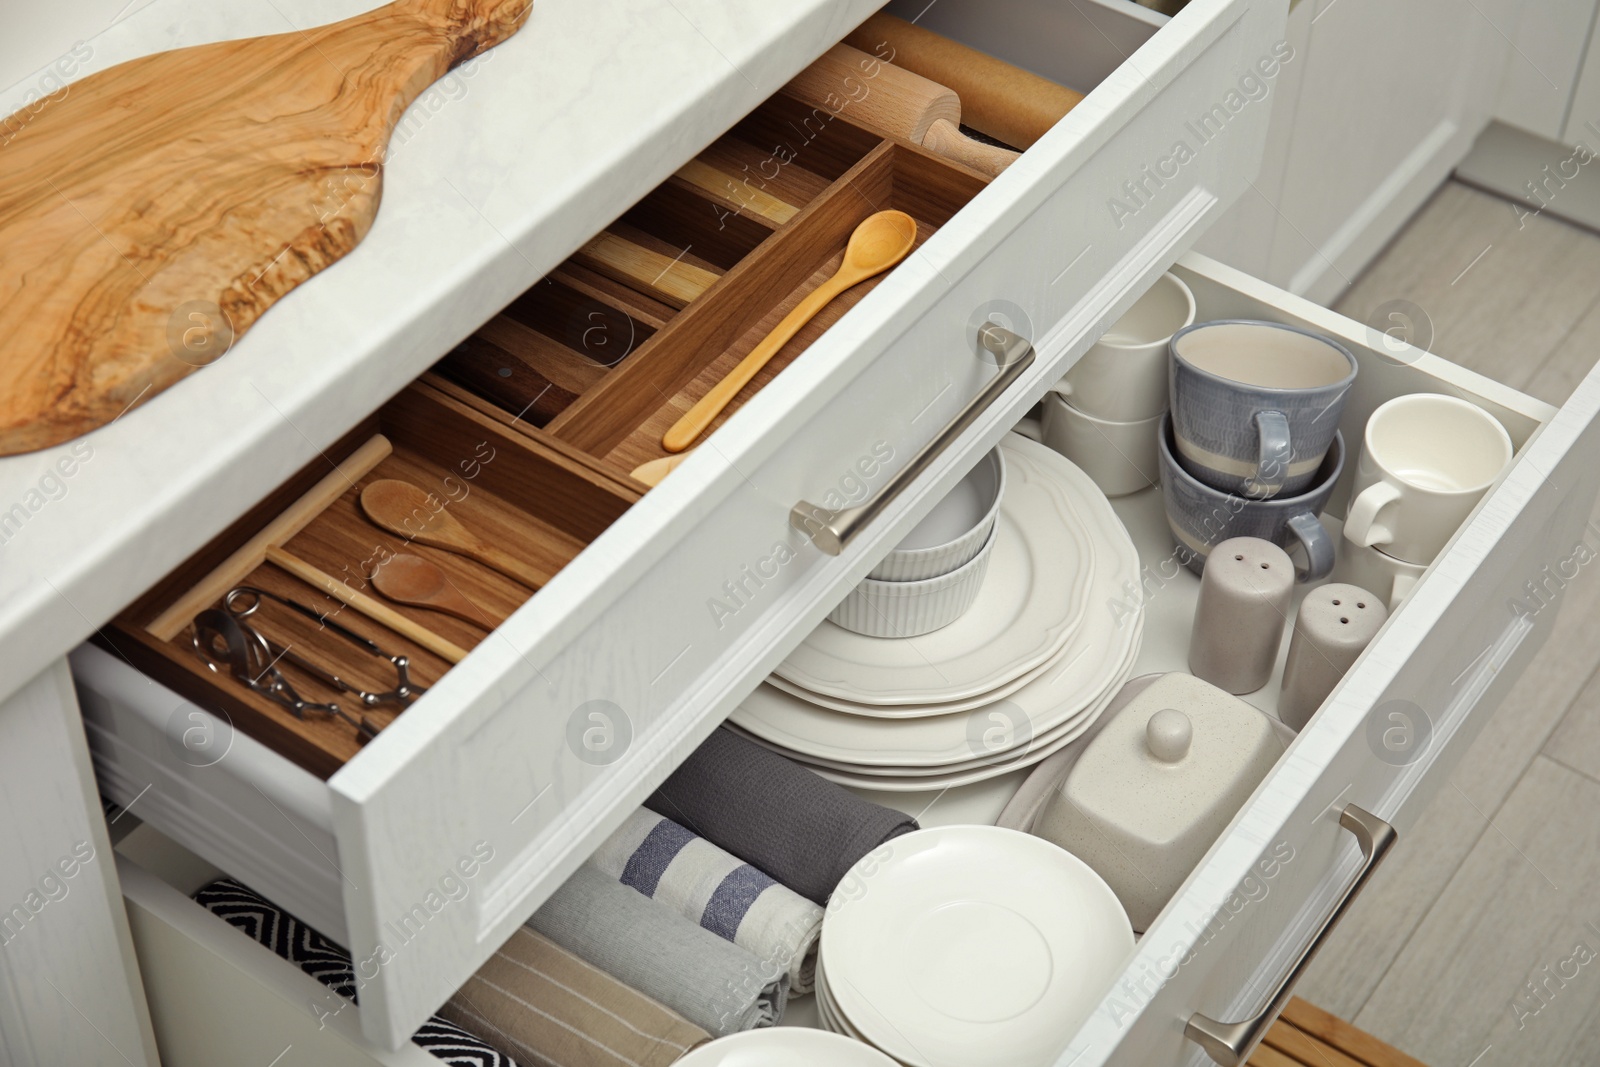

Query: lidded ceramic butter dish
left=1031, top=672, right=1283, bottom=930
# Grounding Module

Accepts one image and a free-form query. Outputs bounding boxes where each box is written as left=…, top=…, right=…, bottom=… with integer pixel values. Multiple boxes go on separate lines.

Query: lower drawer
left=79, top=251, right=1600, bottom=1067
left=114, top=825, right=437, bottom=1067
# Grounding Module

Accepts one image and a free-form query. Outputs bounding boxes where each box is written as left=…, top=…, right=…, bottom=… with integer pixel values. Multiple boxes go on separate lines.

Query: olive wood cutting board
left=0, top=0, right=530, bottom=456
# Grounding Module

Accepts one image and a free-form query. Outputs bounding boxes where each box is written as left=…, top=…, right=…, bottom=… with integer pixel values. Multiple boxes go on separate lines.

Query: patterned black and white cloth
left=194, top=878, right=516, bottom=1067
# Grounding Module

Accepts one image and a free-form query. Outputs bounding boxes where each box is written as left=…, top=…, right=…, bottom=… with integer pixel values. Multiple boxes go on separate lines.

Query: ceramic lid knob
left=1146, top=708, right=1193, bottom=763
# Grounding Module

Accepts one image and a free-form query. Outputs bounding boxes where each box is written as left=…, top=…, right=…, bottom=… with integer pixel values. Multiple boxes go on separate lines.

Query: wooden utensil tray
left=103, top=383, right=639, bottom=777
left=432, top=93, right=991, bottom=473
left=100, top=90, right=992, bottom=778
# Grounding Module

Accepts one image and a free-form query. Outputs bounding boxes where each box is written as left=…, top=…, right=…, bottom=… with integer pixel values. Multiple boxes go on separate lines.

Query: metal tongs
left=190, top=587, right=425, bottom=739
left=223, top=586, right=426, bottom=707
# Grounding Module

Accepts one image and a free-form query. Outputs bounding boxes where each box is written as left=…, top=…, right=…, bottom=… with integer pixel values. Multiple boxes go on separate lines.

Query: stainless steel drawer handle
left=1185, top=804, right=1398, bottom=1067
left=790, top=325, right=1035, bottom=555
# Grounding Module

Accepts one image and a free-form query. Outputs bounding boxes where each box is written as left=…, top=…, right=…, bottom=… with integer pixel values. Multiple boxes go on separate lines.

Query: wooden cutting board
left=0, top=0, right=531, bottom=457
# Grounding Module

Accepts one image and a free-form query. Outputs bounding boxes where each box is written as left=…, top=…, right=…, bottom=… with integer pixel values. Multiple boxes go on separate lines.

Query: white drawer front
left=1056, top=258, right=1600, bottom=1067
left=321, top=0, right=1286, bottom=1046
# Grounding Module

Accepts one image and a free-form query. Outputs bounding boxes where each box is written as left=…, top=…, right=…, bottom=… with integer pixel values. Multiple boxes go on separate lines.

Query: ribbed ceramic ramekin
left=867, top=449, right=1005, bottom=581
left=830, top=526, right=996, bottom=638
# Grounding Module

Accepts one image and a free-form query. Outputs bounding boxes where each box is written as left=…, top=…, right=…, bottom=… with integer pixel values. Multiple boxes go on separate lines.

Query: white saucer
left=674, top=1027, right=896, bottom=1065
left=773, top=440, right=1096, bottom=706
left=820, top=826, right=1134, bottom=1067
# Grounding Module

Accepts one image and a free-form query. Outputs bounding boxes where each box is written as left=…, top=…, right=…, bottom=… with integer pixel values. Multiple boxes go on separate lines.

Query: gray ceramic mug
left=1168, top=320, right=1357, bottom=498
left=1158, top=414, right=1344, bottom=581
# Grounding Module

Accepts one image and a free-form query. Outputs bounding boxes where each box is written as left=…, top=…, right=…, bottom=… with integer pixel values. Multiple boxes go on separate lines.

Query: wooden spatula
left=0, top=0, right=531, bottom=456
left=359, top=479, right=548, bottom=591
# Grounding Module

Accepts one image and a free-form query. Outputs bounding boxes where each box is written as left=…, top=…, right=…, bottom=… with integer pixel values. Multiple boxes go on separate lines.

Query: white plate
left=729, top=631, right=1135, bottom=779
left=780, top=635, right=1141, bottom=793
left=731, top=446, right=1142, bottom=769
left=675, top=1027, right=897, bottom=1066
left=820, top=827, right=1135, bottom=1067
left=764, top=638, right=1065, bottom=719
left=773, top=439, right=1096, bottom=705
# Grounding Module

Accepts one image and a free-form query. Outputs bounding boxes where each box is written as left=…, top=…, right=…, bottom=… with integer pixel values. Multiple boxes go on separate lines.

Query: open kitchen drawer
left=79, top=244, right=1600, bottom=1067
left=73, top=0, right=1297, bottom=1050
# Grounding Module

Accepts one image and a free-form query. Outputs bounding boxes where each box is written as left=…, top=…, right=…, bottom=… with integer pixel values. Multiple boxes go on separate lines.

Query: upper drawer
left=82, top=0, right=1287, bottom=1048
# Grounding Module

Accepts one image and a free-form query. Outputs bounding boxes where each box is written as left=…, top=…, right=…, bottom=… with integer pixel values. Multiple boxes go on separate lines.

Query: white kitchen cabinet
left=10, top=0, right=1600, bottom=1065
left=1199, top=0, right=1523, bottom=303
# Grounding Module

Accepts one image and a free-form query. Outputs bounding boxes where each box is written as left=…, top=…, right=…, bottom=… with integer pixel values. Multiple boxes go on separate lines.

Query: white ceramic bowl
left=868, top=449, right=1004, bottom=581
left=1039, top=394, right=1161, bottom=497
left=830, top=526, right=995, bottom=638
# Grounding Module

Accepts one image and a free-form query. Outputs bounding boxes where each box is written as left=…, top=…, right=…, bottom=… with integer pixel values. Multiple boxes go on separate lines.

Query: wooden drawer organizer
left=103, top=93, right=993, bottom=778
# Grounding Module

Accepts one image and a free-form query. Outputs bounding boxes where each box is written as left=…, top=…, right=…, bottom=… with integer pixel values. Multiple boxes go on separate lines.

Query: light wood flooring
left=1293, top=179, right=1600, bottom=1067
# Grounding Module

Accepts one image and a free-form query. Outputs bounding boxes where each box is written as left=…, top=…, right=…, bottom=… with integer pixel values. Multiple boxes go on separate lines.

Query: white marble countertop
left=0, top=0, right=880, bottom=704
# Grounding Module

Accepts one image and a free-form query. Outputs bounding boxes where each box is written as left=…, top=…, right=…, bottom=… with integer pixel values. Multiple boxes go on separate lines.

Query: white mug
left=1039, top=394, right=1161, bottom=497
left=1331, top=533, right=1426, bottom=611
left=1343, top=394, right=1513, bottom=565
left=1049, top=272, right=1195, bottom=422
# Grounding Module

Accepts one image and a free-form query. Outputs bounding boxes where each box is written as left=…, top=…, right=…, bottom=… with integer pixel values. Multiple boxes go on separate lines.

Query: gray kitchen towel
left=591, top=808, right=825, bottom=994
left=645, top=727, right=919, bottom=905
left=527, top=863, right=788, bottom=1037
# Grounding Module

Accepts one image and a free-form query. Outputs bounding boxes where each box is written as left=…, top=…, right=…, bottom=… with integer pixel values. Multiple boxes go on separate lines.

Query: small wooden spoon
left=372, top=553, right=494, bottom=628
left=630, top=453, right=690, bottom=487
left=359, top=479, right=547, bottom=590
left=661, top=210, right=918, bottom=452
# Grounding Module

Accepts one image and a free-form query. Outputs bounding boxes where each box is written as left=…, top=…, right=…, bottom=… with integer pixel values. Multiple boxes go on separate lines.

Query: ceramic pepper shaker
left=1279, top=583, right=1388, bottom=731
left=1188, top=537, right=1295, bottom=694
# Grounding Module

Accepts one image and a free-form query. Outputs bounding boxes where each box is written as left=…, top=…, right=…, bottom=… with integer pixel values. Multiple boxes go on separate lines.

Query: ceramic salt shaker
left=1279, top=583, right=1388, bottom=731
left=1188, top=537, right=1295, bottom=694
left=1033, top=672, right=1283, bottom=930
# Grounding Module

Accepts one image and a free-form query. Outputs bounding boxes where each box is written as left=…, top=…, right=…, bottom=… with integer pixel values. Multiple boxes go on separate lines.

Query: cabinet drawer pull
left=1185, top=804, right=1397, bottom=1066
left=790, top=325, right=1035, bottom=554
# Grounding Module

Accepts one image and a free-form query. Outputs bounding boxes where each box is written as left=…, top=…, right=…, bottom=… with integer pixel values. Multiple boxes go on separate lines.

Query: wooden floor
left=1255, top=999, right=1428, bottom=1067
left=1293, top=180, right=1600, bottom=1067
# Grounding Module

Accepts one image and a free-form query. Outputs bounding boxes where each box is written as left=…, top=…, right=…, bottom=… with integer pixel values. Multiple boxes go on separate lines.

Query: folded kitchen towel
left=438, top=926, right=711, bottom=1067
left=591, top=807, right=825, bottom=994
left=528, top=863, right=788, bottom=1038
left=193, top=878, right=516, bottom=1067
left=646, top=727, right=920, bottom=905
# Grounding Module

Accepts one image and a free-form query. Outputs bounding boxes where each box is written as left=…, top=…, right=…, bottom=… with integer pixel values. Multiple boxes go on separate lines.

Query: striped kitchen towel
left=591, top=808, right=824, bottom=995
left=438, top=927, right=711, bottom=1067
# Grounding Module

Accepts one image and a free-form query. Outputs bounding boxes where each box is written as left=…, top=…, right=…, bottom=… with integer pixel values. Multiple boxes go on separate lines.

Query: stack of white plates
left=728, top=435, right=1144, bottom=791
left=814, top=826, right=1135, bottom=1065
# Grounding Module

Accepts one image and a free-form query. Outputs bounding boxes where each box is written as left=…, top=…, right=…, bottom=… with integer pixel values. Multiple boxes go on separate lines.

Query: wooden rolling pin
left=784, top=44, right=1020, bottom=177
left=845, top=14, right=1084, bottom=149
left=0, top=0, right=530, bottom=457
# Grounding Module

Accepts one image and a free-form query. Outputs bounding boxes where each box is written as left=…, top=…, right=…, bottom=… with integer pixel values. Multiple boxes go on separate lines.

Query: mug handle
left=1246, top=410, right=1292, bottom=498
left=1046, top=377, right=1074, bottom=399
left=1286, top=511, right=1335, bottom=582
left=1344, top=481, right=1402, bottom=548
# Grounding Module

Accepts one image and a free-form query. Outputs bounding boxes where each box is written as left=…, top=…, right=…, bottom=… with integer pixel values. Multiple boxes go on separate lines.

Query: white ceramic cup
left=1330, top=533, right=1426, bottom=612
left=1048, top=272, right=1195, bottom=422
left=1343, top=394, right=1513, bottom=565
left=1038, top=394, right=1161, bottom=497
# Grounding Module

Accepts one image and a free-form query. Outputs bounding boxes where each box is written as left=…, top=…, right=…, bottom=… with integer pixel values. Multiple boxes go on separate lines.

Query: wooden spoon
left=0, top=0, right=530, bottom=456
left=662, top=210, right=918, bottom=453
left=630, top=453, right=690, bottom=487
left=359, top=479, right=547, bottom=591
left=371, top=553, right=494, bottom=628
